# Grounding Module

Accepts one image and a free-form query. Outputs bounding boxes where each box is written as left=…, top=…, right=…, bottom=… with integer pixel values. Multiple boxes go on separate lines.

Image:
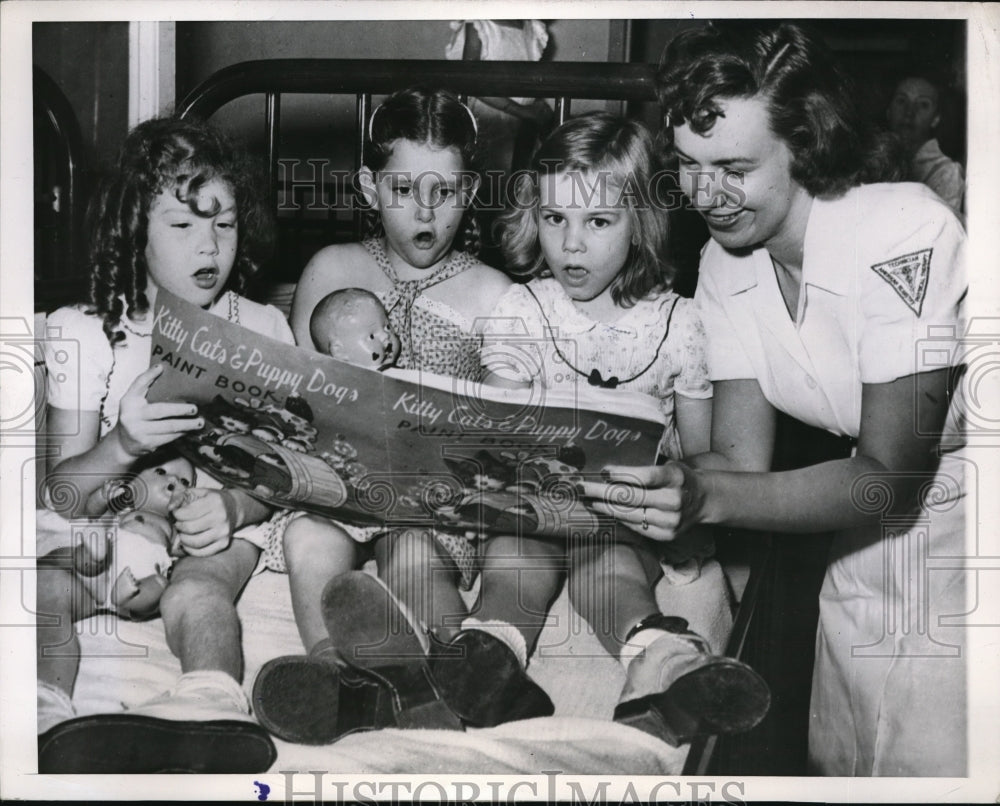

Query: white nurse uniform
left=695, top=182, right=968, bottom=776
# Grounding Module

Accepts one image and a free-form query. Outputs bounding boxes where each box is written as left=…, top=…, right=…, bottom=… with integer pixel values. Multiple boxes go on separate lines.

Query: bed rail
left=34, top=66, right=90, bottom=311
left=178, top=57, right=657, bottom=118
left=178, top=58, right=658, bottom=245
left=175, top=61, right=783, bottom=776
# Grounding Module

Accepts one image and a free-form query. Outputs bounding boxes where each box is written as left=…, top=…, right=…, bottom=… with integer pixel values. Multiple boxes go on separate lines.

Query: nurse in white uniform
left=583, top=22, right=968, bottom=776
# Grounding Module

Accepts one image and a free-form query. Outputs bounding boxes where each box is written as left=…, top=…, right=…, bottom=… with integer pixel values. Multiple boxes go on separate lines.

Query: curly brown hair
left=85, top=116, right=274, bottom=344
left=655, top=22, right=903, bottom=198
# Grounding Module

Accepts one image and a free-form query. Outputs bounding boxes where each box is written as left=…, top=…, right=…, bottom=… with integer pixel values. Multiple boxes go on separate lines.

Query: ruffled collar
left=534, top=277, right=676, bottom=337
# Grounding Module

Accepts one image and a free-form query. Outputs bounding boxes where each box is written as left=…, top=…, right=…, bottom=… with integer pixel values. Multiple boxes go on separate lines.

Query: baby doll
left=36, top=453, right=197, bottom=735
left=309, top=288, right=400, bottom=370
left=73, top=509, right=174, bottom=619
left=73, top=454, right=195, bottom=619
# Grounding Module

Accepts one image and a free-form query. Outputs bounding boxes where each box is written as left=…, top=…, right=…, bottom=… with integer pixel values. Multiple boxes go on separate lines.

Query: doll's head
left=310, top=288, right=401, bottom=370
left=106, top=454, right=195, bottom=515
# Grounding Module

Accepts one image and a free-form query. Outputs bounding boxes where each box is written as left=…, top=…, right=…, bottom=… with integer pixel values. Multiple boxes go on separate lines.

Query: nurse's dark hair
left=85, top=116, right=273, bottom=345
left=655, top=22, right=904, bottom=197
left=498, top=112, right=673, bottom=307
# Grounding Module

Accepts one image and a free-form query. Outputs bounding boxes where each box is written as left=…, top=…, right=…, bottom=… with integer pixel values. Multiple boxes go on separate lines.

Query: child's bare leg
left=568, top=541, right=655, bottom=658
left=284, top=515, right=360, bottom=652
left=37, top=563, right=98, bottom=696
left=159, top=538, right=259, bottom=681
left=469, top=534, right=564, bottom=653
left=375, top=528, right=464, bottom=636
left=570, top=539, right=770, bottom=743
left=425, top=534, right=560, bottom=727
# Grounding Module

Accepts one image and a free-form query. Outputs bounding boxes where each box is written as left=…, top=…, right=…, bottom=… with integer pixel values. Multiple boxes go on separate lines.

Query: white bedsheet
left=68, top=559, right=733, bottom=774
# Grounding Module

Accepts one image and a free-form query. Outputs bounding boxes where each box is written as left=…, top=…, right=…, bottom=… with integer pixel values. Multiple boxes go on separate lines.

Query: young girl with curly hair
left=38, top=115, right=290, bottom=772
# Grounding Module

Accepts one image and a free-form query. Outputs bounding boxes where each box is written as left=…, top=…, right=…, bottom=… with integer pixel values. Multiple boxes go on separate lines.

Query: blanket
left=46, top=504, right=735, bottom=774
left=67, top=568, right=731, bottom=773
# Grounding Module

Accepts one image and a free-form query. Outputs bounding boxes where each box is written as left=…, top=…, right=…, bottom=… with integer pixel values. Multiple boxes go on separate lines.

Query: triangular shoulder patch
left=870, top=248, right=932, bottom=316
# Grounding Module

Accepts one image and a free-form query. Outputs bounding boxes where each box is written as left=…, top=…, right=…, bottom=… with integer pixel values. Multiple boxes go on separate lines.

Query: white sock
left=177, top=669, right=241, bottom=689
left=462, top=617, right=528, bottom=670
left=173, top=670, right=250, bottom=713
left=619, top=627, right=672, bottom=673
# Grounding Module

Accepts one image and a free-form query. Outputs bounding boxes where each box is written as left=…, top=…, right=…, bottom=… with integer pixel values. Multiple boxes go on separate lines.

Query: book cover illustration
left=147, top=290, right=667, bottom=538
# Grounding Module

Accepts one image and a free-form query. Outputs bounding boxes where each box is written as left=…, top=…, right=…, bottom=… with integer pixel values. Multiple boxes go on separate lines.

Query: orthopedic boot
left=614, top=615, right=770, bottom=746
left=428, top=618, right=553, bottom=727
left=254, top=571, right=461, bottom=745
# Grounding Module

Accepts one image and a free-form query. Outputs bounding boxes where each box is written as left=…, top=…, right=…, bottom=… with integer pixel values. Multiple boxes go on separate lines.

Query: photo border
left=3, top=0, right=998, bottom=801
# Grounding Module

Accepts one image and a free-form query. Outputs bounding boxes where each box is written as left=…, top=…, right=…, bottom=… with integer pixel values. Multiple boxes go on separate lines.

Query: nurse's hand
left=577, top=462, right=704, bottom=541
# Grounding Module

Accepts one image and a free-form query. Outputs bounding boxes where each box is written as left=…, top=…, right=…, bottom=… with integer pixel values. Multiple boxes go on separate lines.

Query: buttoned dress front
left=695, top=182, right=968, bottom=776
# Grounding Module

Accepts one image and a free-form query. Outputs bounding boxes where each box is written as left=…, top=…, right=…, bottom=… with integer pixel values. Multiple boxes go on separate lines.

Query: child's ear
left=358, top=167, right=379, bottom=209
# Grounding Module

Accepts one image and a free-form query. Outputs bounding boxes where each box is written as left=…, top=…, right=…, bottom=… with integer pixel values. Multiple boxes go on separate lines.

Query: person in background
left=886, top=74, right=965, bottom=216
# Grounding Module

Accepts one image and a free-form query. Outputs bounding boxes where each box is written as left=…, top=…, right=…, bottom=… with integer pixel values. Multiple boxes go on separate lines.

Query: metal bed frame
left=33, top=66, right=89, bottom=311
left=177, top=58, right=658, bottom=221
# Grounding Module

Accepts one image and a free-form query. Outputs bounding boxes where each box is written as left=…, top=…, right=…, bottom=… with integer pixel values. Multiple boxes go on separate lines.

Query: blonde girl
left=483, top=112, right=769, bottom=745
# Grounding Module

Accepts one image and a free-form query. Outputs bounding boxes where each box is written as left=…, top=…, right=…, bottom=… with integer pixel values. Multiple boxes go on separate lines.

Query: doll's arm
left=106, top=511, right=175, bottom=619
left=110, top=569, right=169, bottom=620
left=82, top=478, right=136, bottom=518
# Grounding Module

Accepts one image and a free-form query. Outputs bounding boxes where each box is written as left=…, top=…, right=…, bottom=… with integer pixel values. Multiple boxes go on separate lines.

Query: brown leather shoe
left=321, top=572, right=462, bottom=733
left=252, top=654, right=456, bottom=745
left=613, top=616, right=770, bottom=746
left=428, top=630, right=554, bottom=727
left=38, top=714, right=276, bottom=773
